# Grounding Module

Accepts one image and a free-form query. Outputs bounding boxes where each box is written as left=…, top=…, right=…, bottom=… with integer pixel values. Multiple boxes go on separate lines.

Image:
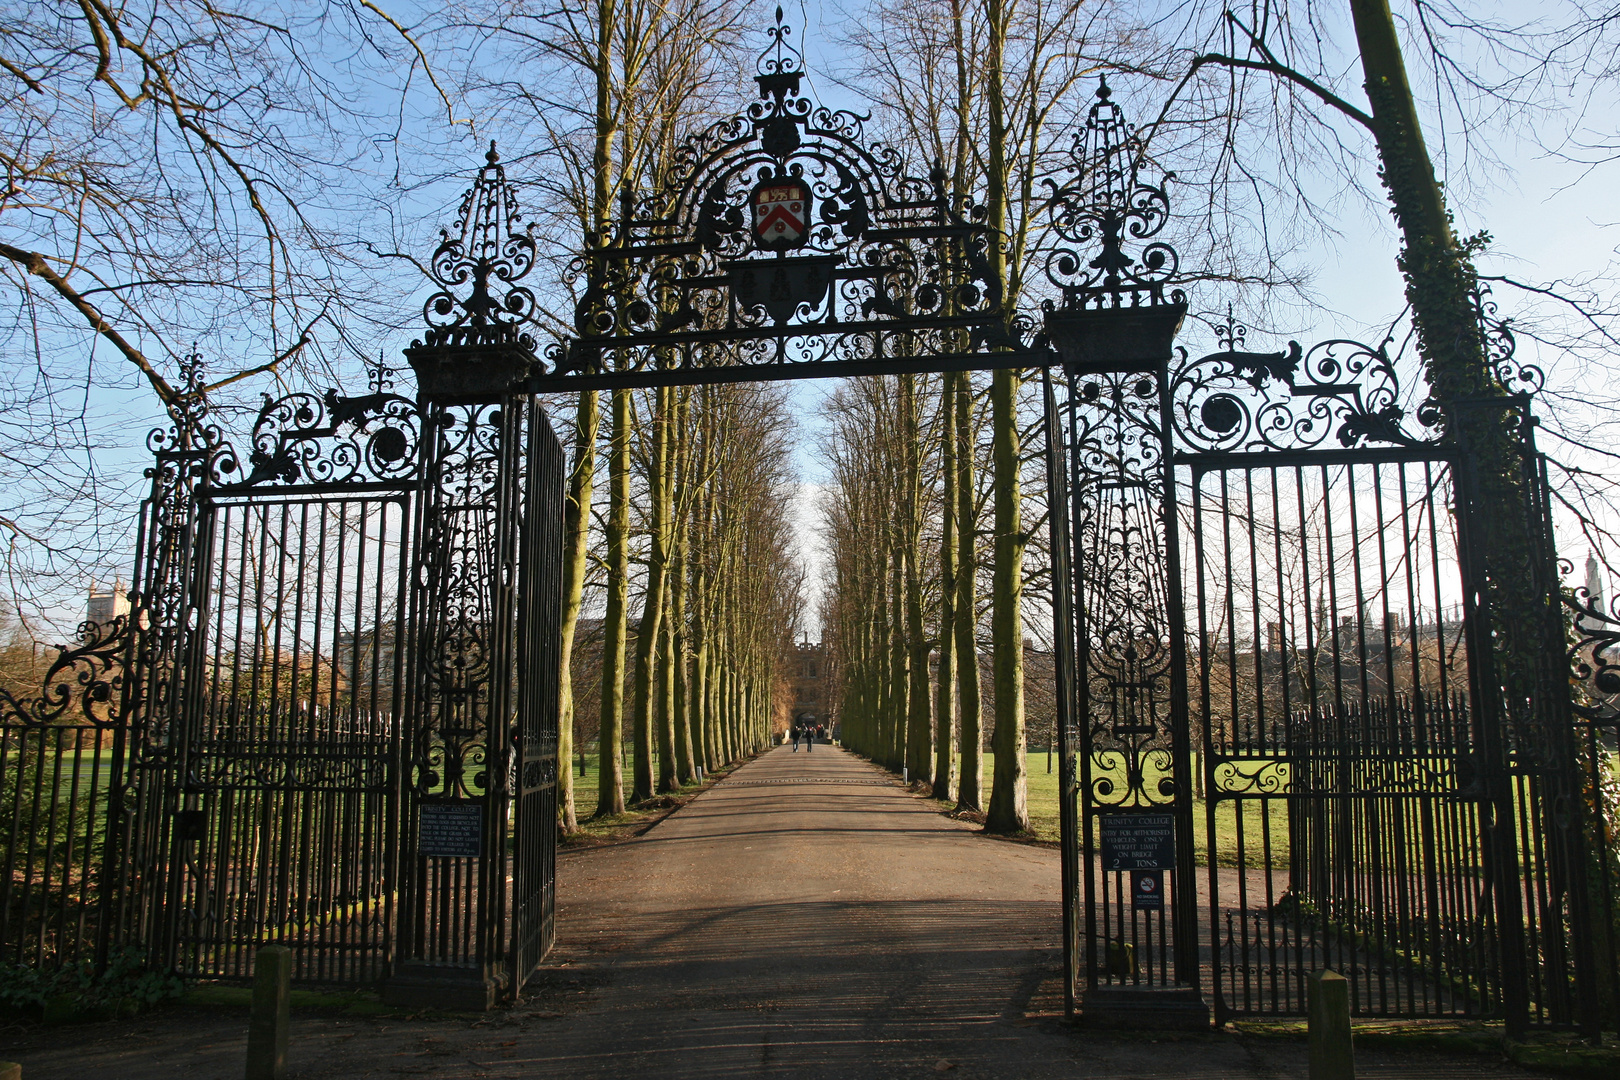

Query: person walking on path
left=791, top=725, right=801, bottom=751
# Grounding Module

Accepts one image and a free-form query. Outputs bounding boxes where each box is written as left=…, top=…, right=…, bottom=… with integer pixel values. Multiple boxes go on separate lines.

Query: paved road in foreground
left=4, top=744, right=1547, bottom=1079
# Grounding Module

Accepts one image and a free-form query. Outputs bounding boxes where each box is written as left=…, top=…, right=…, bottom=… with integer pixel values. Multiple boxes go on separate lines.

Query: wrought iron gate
left=1041, top=84, right=1613, bottom=1034
left=160, top=377, right=418, bottom=984
left=0, top=150, right=564, bottom=1001
left=4, top=9, right=1612, bottom=1033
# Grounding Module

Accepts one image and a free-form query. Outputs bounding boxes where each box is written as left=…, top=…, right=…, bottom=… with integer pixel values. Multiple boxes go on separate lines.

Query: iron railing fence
left=1, top=722, right=118, bottom=970
left=1209, top=690, right=1497, bottom=1022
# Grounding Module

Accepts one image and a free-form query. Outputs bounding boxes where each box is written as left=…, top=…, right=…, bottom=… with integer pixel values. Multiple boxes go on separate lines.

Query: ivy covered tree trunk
left=1349, top=0, right=1552, bottom=1032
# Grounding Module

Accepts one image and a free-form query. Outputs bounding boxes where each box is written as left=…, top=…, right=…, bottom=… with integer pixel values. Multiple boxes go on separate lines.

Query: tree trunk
left=596, top=386, right=631, bottom=817
left=888, top=548, right=908, bottom=772
left=901, top=375, right=933, bottom=784
left=986, top=366, right=1028, bottom=833
left=934, top=373, right=957, bottom=801
left=630, top=388, right=667, bottom=804
left=954, top=370, right=983, bottom=812
left=670, top=389, right=696, bottom=784
left=557, top=388, right=597, bottom=833
left=984, top=0, right=1028, bottom=833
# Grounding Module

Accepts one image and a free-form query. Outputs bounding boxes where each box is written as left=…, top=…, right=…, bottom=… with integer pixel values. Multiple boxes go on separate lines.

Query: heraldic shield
left=751, top=176, right=812, bottom=251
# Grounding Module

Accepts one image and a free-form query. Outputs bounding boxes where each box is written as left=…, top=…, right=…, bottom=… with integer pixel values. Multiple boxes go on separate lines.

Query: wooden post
left=246, top=945, right=292, bottom=1080
left=1308, top=969, right=1354, bottom=1080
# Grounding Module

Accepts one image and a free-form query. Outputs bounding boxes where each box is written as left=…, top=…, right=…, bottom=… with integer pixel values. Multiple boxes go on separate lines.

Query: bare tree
left=0, top=1, right=452, bottom=629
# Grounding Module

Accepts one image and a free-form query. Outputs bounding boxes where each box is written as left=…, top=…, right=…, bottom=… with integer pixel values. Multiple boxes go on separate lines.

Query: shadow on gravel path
left=1, top=746, right=1552, bottom=1079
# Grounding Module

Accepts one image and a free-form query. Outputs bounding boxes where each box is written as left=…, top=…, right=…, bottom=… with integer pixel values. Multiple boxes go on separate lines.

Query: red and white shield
left=751, top=179, right=811, bottom=251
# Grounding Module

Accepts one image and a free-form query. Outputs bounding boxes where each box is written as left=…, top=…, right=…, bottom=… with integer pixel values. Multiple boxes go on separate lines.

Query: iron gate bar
left=1179, top=446, right=1461, bottom=472
left=1042, top=366, right=1082, bottom=1017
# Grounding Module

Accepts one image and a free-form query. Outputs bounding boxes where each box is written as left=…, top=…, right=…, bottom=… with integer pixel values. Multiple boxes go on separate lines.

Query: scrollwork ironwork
left=1074, top=370, right=1179, bottom=808
left=1211, top=757, right=1294, bottom=797
left=1565, top=583, right=1620, bottom=731
left=1042, top=78, right=1183, bottom=311
left=234, top=359, right=420, bottom=490
left=409, top=401, right=511, bottom=801
left=0, top=615, right=130, bottom=728
left=419, top=142, right=538, bottom=351
left=545, top=8, right=1021, bottom=387
left=1476, top=286, right=1543, bottom=397
left=1170, top=311, right=1442, bottom=453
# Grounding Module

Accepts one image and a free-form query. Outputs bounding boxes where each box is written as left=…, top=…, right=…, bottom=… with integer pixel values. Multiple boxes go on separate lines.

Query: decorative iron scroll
left=1169, top=313, right=1442, bottom=453
left=545, top=8, right=1015, bottom=386
left=188, top=742, right=391, bottom=792
left=0, top=615, right=129, bottom=728
left=1042, top=77, right=1182, bottom=311
left=1476, top=286, right=1543, bottom=397
left=1565, top=581, right=1620, bottom=731
left=1072, top=370, right=1178, bottom=808
left=232, top=360, right=420, bottom=489
left=419, top=142, right=538, bottom=351
left=1210, top=757, right=1293, bottom=797
left=410, top=401, right=509, bottom=801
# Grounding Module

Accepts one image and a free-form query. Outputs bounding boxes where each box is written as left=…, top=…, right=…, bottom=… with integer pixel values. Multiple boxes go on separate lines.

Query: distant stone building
left=787, top=639, right=826, bottom=731
left=87, top=583, right=129, bottom=627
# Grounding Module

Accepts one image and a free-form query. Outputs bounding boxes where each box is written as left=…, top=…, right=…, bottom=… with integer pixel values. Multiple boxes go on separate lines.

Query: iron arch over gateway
left=0, top=8, right=1611, bottom=1038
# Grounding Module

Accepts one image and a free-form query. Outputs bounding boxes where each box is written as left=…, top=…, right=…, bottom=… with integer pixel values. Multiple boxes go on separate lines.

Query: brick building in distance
left=787, top=638, right=827, bottom=735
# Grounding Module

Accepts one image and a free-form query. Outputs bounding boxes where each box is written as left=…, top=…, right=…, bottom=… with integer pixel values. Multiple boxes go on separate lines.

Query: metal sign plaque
left=751, top=178, right=812, bottom=251
left=1098, top=812, right=1175, bottom=870
left=1132, top=869, right=1165, bottom=910
left=419, top=802, right=483, bottom=858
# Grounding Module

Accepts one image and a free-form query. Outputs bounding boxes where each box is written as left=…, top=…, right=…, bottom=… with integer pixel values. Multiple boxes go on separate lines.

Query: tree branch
left=0, top=243, right=176, bottom=405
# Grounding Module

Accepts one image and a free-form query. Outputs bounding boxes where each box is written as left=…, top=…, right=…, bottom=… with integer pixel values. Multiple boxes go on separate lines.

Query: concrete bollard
left=246, top=945, right=292, bottom=1080
left=0, top=1061, right=21, bottom=1080
left=1308, top=969, right=1354, bottom=1080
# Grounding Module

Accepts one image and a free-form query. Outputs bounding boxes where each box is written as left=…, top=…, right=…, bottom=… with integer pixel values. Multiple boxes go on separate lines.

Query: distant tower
left=1580, top=554, right=1607, bottom=635
left=87, top=581, right=129, bottom=627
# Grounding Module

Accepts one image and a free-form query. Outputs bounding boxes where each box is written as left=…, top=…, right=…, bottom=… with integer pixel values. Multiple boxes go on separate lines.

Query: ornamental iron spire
left=421, top=141, right=538, bottom=347
left=1044, top=78, right=1181, bottom=311
left=752, top=7, right=811, bottom=159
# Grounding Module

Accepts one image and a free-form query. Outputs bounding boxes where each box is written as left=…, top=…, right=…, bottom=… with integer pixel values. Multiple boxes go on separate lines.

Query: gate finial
left=1043, top=76, right=1182, bottom=312
left=419, top=141, right=538, bottom=350
left=753, top=5, right=810, bottom=158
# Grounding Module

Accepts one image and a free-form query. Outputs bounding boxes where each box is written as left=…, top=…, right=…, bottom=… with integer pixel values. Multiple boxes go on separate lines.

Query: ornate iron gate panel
left=388, top=145, right=563, bottom=1008
left=511, top=405, right=563, bottom=984
left=1182, top=445, right=1487, bottom=1020
left=163, top=379, right=421, bottom=984
left=1063, top=365, right=1201, bottom=1009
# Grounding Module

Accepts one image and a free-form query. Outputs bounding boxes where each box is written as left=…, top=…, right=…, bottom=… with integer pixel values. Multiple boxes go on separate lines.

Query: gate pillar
left=1043, top=80, right=1207, bottom=1028
left=384, top=146, right=561, bottom=1010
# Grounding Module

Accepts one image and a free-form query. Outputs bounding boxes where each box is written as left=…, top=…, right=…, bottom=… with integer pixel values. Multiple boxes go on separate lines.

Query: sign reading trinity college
left=1098, top=812, right=1175, bottom=870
